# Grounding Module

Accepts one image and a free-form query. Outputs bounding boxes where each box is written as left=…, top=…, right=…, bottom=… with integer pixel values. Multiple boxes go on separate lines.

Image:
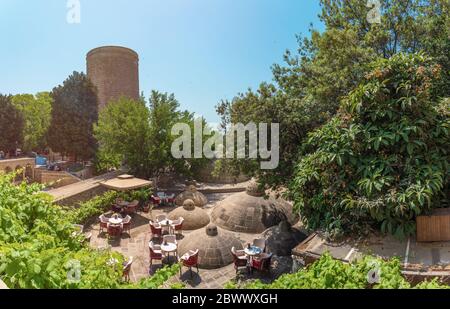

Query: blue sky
left=0, top=0, right=323, bottom=123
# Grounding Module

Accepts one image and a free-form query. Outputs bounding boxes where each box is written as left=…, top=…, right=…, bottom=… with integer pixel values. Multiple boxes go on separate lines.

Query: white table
left=161, top=242, right=178, bottom=264
left=109, top=216, right=123, bottom=225
left=244, top=246, right=262, bottom=265
left=158, top=219, right=174, bottom=234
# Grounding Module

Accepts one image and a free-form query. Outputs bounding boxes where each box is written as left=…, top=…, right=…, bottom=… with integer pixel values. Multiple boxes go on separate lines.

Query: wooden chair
left=149, top=242, right=163, bottom=267
left=179, top=249, right=199, bottom=278
left=99, top=214, right=109, bottom=233
left=253, top=238, right=267, bottom=253
left=124, top=200, right=139, bottom=215
left=122, top=215, right=132, bottom=235
left=149, top=221, right=162, bottom=239
left=251, top=253, right=272, bottom=273
left=107, top=223, right=123, bottom=239
left=150, top=195, right=162, bottom=207
left=170, top=217, right=184, bottom=235
left=231, top=247, right=248, bottom=274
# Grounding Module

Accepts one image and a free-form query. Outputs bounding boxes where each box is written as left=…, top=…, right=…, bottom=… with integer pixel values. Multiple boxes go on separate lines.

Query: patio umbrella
left=100, top=174, right=152, bottom=192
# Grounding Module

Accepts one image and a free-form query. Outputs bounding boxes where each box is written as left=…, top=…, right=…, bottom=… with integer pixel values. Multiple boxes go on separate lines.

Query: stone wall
left=48, top=170, right=123, bottom=207
left=35, top=169, right=80, bottom=188
left=54, top=185, right=108, bottom=207
left=87, top=46, right=139, bottom=109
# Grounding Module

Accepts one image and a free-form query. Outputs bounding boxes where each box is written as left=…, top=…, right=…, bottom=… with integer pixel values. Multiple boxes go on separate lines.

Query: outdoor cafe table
left=244, top=246, right=262, bottom=264
left=161, top=242, right=178, bottom=264
left=118, top=201, right=130, bottom=207
left=158, top=219, right=174, bottom=234
left=109, top=216, right=123, bottom=225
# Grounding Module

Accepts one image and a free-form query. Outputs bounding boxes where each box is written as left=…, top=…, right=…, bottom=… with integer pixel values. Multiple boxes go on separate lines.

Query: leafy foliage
left=125, top=264, right=181, bottom=289
left=0, top=94, right=24, bottom=153
left=67, top=187, right=152, bottom=225
left=227, top=253, right=448, bottom=289
left=12, top=92, right=52, bottom=152
left=67, top=191, right=119, bottom=225
left=0, top=172, right=125, bottom=288
left=217, top=0, right=449, bottom=189
left=47, top=71, right=99, bottom=161
left=290, top=53, right=449, bottom=239
left=0, top=173, right=171, bottom=289
left=94, top=92, right=212, bottom=178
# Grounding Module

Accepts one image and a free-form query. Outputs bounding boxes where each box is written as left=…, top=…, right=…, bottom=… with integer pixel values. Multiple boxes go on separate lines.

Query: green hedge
left=226, top=253, right=449, bottom=289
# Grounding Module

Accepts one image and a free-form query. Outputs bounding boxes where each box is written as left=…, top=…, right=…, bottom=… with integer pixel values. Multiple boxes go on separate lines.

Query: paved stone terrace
left=87, top=193, right=293, bottom=288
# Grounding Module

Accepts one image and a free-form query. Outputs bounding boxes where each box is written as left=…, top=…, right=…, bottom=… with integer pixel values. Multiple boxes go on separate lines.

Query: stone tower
left=86, top=46, right=139, bottom=109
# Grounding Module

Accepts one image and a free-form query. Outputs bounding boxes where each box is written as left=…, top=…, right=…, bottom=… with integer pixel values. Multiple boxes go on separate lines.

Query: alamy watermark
left=67, top=0, right=81, bottom=24
left=171, top=119, right=280, bottom=170
left=367, top=260, right=381, bottom=284
left=66, top=259, right=81, bottom=283
left=367, top=0, right=382, bottom=24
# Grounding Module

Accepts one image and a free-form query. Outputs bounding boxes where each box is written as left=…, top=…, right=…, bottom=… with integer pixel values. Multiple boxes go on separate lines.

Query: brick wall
left=87, top=46, right=139, bottom=109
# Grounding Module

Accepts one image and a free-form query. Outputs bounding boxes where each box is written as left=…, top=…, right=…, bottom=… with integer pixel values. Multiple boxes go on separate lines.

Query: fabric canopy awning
left=100, top=174, right=152, bottom=191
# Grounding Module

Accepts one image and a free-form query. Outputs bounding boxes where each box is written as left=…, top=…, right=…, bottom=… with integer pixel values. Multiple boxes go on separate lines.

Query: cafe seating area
left=87, top=181, right=291, bottom=287
left=231, top=238, right=273, bottom=274
left=148, top=214, right=190, bottom=270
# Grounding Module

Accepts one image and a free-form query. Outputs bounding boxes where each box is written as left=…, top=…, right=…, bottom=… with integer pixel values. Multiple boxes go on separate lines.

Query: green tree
left=94, top=97, right=151, bottom=176
left=12, top=92, right=52, bottom=152
left=47, top=72, right=99, bottom=161
left=147, top=91, right=211, bottom=178
left=219, top=0, right=449, bottom=189
left=95, top=92, right=212, bottom=178
left=290, top=53, right=449, bottom=239
left=0, top=94, right=24, bottom=153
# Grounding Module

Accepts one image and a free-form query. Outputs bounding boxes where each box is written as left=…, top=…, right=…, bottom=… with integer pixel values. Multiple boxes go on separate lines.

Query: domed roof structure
left=175, top=185, right=208, bottom=207
left=263, top=221, right=307, bottom=256
left=211, top=182, right=297, bottom=234
left=167, top=199, right=210, bottom=230
left=178, top=224, right=243, bottom=269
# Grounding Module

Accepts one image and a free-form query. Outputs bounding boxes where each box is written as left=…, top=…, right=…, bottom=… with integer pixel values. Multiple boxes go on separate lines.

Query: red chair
left=122, top=215, right=132, bottom=236
left=149, top=221, right=162, bottom=239
left=166, top=194, right=176, bottom=206
left=122, top=257, right=133, bottom=282
left=149, top=242, right=163, bottom=267
left=150, top=195, right=161, bottom=207
left=124, top=200, right=139, bottom=215
left=231, top=247, right=249, bottom=274
left=99, top=214, right=109, bottom=233
left=179, top=249, right=199, bottom=278
left=251, top=253, right=272, bottom=273
left=107, top=223, right=123, bottom=239
left=170, top=217, right=184, bottom=236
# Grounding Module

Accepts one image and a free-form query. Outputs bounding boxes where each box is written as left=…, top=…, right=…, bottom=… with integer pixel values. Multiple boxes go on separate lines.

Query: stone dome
left=167, top=199, right=210, bottom=230
left=211, top=191, right=298, bottom=234
left=262, top=221, right=307, bottom=256
left=175, top=185, right=208, bottom=207
left=178, top=224, right=243, bottom=269
left=246, top=179, right=265, bottom=197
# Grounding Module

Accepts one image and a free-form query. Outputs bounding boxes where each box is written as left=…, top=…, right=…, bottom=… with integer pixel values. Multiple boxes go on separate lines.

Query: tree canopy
left=47, top=72, right=99, bottom=160
left=94, top=91, right=211, bottom=178
left=0, top=94, right=24, bottom=153
left=289, top=53, right=449, bottom=239
left=12, top=92, right=52, bottom=152
left=218, top=0, right=449, bottom=189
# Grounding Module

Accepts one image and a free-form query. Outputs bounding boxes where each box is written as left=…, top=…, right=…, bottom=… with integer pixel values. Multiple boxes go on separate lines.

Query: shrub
left=227, top=253, right=448, bottom=289
left=290, top=53, right=449, bottom=239
left=67, top=191, right=119, bottom=225
left=0, top=173, right=125, bottom=288
left=126, top=264, right=181, bottom=289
